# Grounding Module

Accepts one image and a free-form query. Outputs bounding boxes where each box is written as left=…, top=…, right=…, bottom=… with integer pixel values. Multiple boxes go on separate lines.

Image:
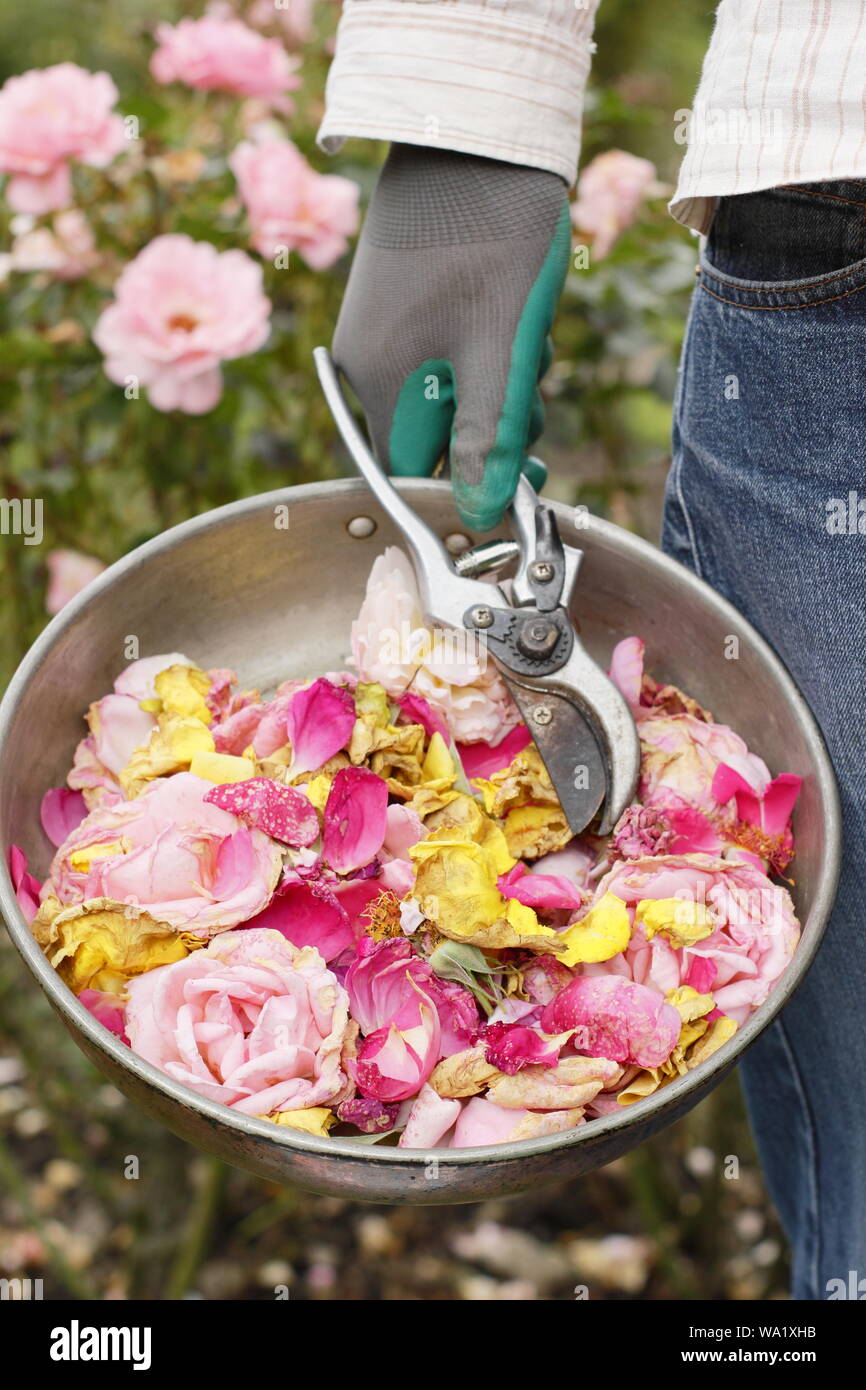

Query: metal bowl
left=0, top=479, right=841, bottom=1204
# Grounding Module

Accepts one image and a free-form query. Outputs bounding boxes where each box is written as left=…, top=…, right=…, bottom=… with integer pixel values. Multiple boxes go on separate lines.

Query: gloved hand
left=332, top=143, right=571, bottom=531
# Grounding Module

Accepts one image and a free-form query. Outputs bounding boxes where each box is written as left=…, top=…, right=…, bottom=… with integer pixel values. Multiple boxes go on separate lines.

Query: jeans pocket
left=702, top=184, right=866, bottom=311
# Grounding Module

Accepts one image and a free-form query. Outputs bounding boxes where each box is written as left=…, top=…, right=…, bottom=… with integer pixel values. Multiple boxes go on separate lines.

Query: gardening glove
left=332, top=143, right=571, bottom=532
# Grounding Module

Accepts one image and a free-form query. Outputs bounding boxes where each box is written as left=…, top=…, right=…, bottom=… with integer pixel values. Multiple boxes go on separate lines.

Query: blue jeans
left=662, top=180, right=866, bottom=1300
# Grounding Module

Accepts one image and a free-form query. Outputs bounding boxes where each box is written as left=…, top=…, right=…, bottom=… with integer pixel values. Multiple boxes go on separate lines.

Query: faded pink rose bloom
left=346, top=938, right=477, bottom=1102
left=571, top=150, right=659, bottom=259
left=7, top=209, right=99, bottom=281
left=639, top=713, right=772, bottom=820
left=45, top=548, right=106, bottom=615
left=67, top=652, right=192, bottom=809
left=92, top=234, right=271, bottom=414
left=584, top=853, right=800, bottom=1024
left=350, top=546, right=519, bottom=745
left=125, top=928, right=355, bottom=1115
left=42, top=771, right=283, bottom=938
left=230, top=134, right=360, bottom=270
left=247, top=0, right=314, bottom=48
left=0, top=63, right=126, bottom=214
left=541, top=975, right=681, bottom=1069
left=150, top=16, right=300, bottom=101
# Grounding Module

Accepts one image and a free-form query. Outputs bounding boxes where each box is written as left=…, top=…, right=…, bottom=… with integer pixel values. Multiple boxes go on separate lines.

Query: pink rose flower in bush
left=248, top=0, right=314, bottom=48
left=150, top=16, right=300, bottom=101
left=351, top=546, right=519, bottom=745
left=92, top=234, right=272, bottom=414
left=571, top=149, right=659, bottom=259
left=0, top=64, right=126, bottom=214
left=42, top=771, right=283, bottom=938
left=45, top=548, right=105, bottom=615
left=8, top=210, right=100, bottom=282
left=125, top=928, right=355, bottom=1115
left=230, top=134, right=360, bottom=270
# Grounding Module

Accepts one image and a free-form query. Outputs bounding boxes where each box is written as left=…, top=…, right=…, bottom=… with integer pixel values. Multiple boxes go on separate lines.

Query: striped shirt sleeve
left=316, top=0, right=601, bottom=186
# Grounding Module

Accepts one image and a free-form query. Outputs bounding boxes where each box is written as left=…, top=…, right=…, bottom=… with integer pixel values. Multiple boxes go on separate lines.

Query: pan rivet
left=347, top=516, right=377, bottom=538
left=470, top=606, right=494, bottom=628
left=533, top=704, right=553, bottom=725
left=444, top=532, right=472, bottom=555
left=530, top=561, right=554, bottom=583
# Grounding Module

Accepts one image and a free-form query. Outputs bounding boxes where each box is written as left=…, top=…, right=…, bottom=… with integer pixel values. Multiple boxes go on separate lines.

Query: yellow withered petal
left=152, top=664, right=212, bottom=724
left=423, top=794, right=513, bottom=868
left=503, top=803, right=573, bottom=860
left=32, top=896, right=187, bottom=995
left=68, top=838, right=130, bottom=873
left=303, top=773, right=333, bottom=814
left=557, top=892, right=632, bottom=967
left=188, top=750, right=256, bottom=784
left=118, top=713, right=215, bottom=798
left=421, top=731, right=456, bottom=785
left=665, top=984, right=716, bottom=1023
left=411, top=835, right=557, bottom=951
left=635, top=897, right=717, bottom=948
left=261, top=1107, right=336, bottom=1136
left=354, top=681, right=391, bottom=728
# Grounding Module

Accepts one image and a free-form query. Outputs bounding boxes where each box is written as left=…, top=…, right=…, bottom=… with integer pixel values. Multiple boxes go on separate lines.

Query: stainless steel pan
left=0, top=480, right=841, bottom=1203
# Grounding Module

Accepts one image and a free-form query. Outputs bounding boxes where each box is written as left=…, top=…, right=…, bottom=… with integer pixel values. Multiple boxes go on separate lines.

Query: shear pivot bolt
left=470, top=606, right=494, bottom=628
left=517, top=616, right=559, bottom=658
left=533, top=704, right=553, bottom=726
left=530, top=561, right=554, bottom=583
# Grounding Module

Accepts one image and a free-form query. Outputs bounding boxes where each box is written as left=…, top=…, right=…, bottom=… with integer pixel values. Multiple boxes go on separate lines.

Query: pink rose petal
left=322, top=767, right=388, bottom=874
left=285, top=678, right=356, bottom=778
left=541, top=975, right=680, bottom=1069
left=8, top=845, right=41, bottom=923
left=457, top=723, right=531, bottom=780
left=204, top=776, right=319, bottom=846
left=498, top=862, right=584, bottom=913
left=40, top=788, right=87, bottom=847
left=480, top=1022, right=563, bottom=1075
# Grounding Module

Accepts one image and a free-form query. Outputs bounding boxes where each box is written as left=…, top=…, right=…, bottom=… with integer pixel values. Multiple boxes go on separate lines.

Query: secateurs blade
left=314, top=345, right=640, bottom=835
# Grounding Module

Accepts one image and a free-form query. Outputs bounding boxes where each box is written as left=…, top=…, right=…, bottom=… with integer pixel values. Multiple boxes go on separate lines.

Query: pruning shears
left=314, top=346, right=640, bottom=836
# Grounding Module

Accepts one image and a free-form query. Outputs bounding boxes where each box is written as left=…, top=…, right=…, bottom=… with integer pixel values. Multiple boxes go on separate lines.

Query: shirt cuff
left=316, top=1, right=596, bottom=186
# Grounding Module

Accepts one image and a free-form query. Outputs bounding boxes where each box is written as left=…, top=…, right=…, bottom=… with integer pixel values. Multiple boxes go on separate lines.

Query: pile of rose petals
left=13, top=546, right=803, bottom=1148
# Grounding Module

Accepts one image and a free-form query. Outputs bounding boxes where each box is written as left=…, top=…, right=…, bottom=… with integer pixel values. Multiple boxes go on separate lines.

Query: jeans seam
left=701, top=259, right=866, bottom=294
left=671, top=454, right=704, bottom=581
left=775, top=1014, right=822, bottom=1298
left=699, top=279, right=866, bottom=312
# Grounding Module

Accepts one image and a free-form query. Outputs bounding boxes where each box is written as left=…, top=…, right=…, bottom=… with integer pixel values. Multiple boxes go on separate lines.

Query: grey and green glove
left=332, top=143, right=571, bottom=532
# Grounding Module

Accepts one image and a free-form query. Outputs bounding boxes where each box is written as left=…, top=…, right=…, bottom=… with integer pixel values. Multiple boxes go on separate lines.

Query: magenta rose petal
left=40, top=787, right=87, bottom=847
left=205, top=776, right=319, bottom=846
left=242, top=879, right=355, bottom=963
left=8, top=845, right=41, bottom=923
left=284, top=677, right=356, bottom=778
left=336, top=1097, right=400, bottom=1133
left=541, top=975, right=681, bottom=1069
left=322, top=767, right=388, bottom=874
left=480, top=1021, right=564, bottom=1075
left=456, top=723, right=531, bottom=780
